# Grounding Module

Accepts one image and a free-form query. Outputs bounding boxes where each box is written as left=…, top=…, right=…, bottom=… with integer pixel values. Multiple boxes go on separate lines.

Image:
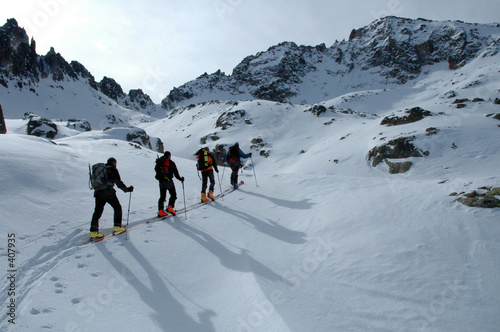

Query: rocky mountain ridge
left=162, top=16, right=500, bottom=109
left=0, top=18, right=159, bottom=116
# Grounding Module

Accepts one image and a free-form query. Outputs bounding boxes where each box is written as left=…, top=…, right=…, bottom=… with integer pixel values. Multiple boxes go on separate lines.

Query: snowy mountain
left=162, top=16, right=500, bottom=109
left=1, top=16, right=500, bottom=332
left=0, top=18, right=164, bottom=129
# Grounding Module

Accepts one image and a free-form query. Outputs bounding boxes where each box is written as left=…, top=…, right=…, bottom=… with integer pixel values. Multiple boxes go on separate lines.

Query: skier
left=90, top=157, right=134, bottom=239
left=225, top=142, right=251, bottom=189
left=196, top=147, right=219, bottom=202
left=155, top=151, right=184, bottom=217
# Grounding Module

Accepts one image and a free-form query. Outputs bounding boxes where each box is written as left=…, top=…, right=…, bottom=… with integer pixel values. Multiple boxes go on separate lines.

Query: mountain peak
left=162, top=16, right=500, bottom=109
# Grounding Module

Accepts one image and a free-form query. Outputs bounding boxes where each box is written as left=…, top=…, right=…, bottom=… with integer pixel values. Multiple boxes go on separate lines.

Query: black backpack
left=155, top=156, right=171, bottom=181
left=90, top=163, right=110, bottom=190
left=228, top=145, right=239, bottom=163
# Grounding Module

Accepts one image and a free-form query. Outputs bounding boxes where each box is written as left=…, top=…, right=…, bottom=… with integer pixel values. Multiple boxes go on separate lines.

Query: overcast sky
left=2, top=0, right=499, bottom=103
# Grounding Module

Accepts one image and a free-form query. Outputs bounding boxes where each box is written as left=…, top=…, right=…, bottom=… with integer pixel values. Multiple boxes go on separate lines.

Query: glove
left=127, top=186, right=134, bottom=192
left=181, top=177, right=185, bottom=183
left=249, top=153, right=252, bottom=157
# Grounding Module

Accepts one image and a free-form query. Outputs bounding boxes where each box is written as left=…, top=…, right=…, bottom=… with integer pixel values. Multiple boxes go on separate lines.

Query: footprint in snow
left=54, top=282, right=64, bottom=294
left=31, top=307, right=54, bottom=315
left=71, top=298, right=82, bottom=304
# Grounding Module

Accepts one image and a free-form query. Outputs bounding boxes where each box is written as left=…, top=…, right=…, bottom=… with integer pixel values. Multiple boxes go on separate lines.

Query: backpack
left=90, top=163, right=110, bottom=190
left=155, top=156, right=170, bottom=181
left=228, top=145, right=239, bottom=163
left=196, top=149, right=212, bottom=171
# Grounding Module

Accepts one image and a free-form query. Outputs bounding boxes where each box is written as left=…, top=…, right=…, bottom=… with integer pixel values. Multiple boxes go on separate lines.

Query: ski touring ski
left=80, top=181, right=244, bottom=246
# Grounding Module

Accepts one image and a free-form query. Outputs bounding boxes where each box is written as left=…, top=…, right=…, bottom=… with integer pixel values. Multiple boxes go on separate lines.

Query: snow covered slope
left=1, top=44, right=500, bottom=331
left=1, top=15, right=500, bottom=332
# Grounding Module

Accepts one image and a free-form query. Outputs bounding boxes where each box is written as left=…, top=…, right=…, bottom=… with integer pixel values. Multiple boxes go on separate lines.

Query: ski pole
left=250, top=155, right=258, bottom=187
left=221, top=164, right=226, bottom=184
left=88, top=163, right=93, bottom=190
left=217, top=171, right=223, bottom=200
left=182, top=180, right=187, bottom=220
left=126, top=191, right=132, bottom=240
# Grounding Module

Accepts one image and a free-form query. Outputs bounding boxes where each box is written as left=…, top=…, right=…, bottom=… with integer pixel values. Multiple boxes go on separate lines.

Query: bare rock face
left=457, top=187, right=500, bottom=208
left=368, top=136, right=425, bottom=170
left=380, top=107, right=432, bottom=126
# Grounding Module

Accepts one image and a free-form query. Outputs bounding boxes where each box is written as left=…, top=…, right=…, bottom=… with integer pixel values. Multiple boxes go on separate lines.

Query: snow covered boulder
left=368, top=136, right=426, bottom=170
left=0, top=104, right=6, bottom=134
left=27, top=116, right=58, bottom=138
left=126, top=127, right=164, bottom=153
left=67, top=119, right=91, bottom=132
left=200, top=132, right=220, bottom=145
left=384, top=160, right=413, bottom=174
left=380, top=107, right=432, bottom=126
left=457, top=187, right=500, bottom=208
left=304, top=105, right=327, bottom=117
left=216, top=109, right=246, bottom=130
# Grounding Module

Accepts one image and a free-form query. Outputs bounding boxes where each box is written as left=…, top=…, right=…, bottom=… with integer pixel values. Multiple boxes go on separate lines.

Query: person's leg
left=167, top=185, right=177, bottom=208
left=90, top=196, right=106, bottom=232
left=230, top=163, right=239, bottom=185
left=167, top=185, right=177, bottom=214
left=158, top=182, right=167, bottom=211
left=201, top=172, right=208, bottom=193
left=208, top=171, right=215, bottom=192
left=108, top=193, right=123, bottom=227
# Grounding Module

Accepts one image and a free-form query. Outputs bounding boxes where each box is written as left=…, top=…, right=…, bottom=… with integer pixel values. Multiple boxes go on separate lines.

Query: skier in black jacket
left=156, top=151, right=184, bottom=217
left=90, top=157, right=134, bottom=239
left=225, top=142, right=251, bottom=189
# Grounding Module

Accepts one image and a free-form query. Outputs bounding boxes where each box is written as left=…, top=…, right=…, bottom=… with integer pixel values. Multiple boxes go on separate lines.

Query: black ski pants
left=201, top=169, right=215, bottom=193
left=229, top=162, right=240, bottom=185
left=90, top=188, right=122, bottom=232
left=158, top=180, right=177, bottom=210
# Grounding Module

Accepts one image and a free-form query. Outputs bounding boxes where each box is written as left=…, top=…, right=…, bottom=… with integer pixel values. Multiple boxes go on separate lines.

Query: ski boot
left=113, top=225, right=126, bottom=234
left=201, top=193, right=209, bottom=203
left=90, top=231, right=104, bottom=240
left=167, top=205, right=176, bottom=216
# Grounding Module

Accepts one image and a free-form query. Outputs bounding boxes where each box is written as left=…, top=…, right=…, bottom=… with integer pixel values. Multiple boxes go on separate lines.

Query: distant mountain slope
left=0, top=18, right=164, bottom=128
left=162, top=16, right=500, bottom=109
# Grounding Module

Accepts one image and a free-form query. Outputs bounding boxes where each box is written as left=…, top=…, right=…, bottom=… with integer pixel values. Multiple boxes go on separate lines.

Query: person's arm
left=112, top=168, right=133, bottom=192
left=239, top=148, right=251, bottom=159
left=210, top=153, right=219, bottom=172
left=171, top=161, right=184, bottom=182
